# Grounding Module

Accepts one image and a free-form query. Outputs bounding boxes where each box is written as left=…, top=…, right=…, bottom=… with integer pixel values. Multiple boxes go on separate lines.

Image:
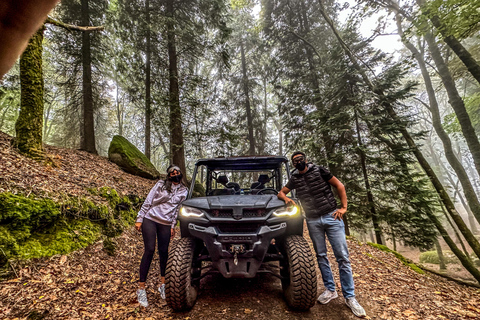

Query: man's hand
left=285, top=198, right=297, bottom=207
left=333, top=207, right=347, bottom=220
left=171, top=228, right=175, bottom=238
left=135, top=222, right=142, bottom=232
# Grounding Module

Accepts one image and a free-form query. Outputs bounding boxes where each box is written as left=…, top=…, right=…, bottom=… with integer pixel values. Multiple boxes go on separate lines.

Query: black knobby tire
left=165, top=237, right=198, bottom=311
left=281, top=235, right=317, bottom=310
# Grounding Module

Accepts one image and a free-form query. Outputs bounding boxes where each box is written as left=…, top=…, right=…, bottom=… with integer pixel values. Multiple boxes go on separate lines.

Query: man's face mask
left=293, top=156, right=306, bottom=171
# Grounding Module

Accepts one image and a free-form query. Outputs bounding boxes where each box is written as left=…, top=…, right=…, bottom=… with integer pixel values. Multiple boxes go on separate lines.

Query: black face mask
left=295, top=161, right=306, bottom=171
left=168, top=174, right=182, bottom=183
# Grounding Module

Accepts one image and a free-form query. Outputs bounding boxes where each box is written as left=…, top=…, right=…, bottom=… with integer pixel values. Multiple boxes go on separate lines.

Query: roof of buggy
left=195, top=156, right=288, bottom=170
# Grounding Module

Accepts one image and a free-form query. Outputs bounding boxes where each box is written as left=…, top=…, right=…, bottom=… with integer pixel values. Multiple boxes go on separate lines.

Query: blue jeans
left=306, top=211, right=355, bottom=298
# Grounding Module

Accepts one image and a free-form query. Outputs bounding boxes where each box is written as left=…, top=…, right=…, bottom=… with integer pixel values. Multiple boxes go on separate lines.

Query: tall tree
left=144, top=0, right=151, bottom=159
left=15, top=27, right=46, bottom=159
left=240, top=42, right=255, bottom=155
left=81, top=0, right=97, bottom=154
left=165, top=0, right=185, bottom=172
left=317, top=0, right=480, bottom=261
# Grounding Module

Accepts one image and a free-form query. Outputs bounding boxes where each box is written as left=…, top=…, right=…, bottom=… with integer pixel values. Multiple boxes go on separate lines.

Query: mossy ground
left=0, top=188, right=142, bottom=277
left=367, top=242, right=425, bottom=274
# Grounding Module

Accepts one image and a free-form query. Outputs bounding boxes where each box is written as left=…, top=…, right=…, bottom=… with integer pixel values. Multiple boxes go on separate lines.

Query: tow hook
left=230, top=244, right=245, bottom=265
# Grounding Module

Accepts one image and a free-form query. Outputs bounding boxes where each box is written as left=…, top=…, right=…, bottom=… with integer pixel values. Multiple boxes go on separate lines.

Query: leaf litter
left=0, top=131, right=480, bottom=319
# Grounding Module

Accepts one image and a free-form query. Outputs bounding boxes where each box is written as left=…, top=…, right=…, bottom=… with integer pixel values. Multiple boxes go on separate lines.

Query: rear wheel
left=165, top=237, right=198, bottom=311
left=281, top=235, right=317, bottom=310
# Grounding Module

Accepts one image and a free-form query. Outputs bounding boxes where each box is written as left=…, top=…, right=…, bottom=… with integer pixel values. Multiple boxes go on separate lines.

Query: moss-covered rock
left=0, top=188, right=143, bottom=275
left=108, top=135, right=160, bottom=179
left=367, top=242, right=425, bottom=274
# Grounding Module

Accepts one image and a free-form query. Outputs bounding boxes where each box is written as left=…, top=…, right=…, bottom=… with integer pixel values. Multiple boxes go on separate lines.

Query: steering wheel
left=257, top=188, right=278, bottom=195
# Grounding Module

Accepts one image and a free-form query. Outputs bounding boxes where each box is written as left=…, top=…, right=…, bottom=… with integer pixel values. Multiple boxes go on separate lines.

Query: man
left=278, top=151, right=366, bottom=318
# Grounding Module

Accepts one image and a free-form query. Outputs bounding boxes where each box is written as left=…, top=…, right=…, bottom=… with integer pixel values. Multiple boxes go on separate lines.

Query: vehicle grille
left=207, top=208, right=267, bottom=218
left=208, top=209, right=233, bottom=217
left=217, top=223, right=261, bottom=233
left=243, top=208, right=267, bottom=217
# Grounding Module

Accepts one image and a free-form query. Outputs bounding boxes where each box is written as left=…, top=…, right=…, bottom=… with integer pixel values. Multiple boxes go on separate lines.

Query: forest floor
left=1, top=131, right=480, bottom=319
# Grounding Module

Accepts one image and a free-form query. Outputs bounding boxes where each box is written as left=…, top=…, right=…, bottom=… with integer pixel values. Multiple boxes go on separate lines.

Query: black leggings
left=139, top=218, right=171, bottom=282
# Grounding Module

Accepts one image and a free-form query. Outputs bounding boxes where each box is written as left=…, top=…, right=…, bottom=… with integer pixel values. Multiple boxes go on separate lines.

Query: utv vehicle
left=165, top=156, right=317, bottom=311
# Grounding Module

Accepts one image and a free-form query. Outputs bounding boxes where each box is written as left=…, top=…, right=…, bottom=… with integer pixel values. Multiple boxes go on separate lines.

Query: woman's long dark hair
left=162, top=164, right=189, bottom=192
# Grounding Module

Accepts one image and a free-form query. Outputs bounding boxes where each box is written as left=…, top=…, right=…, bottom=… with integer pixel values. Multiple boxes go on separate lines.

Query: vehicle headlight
left=273, top=205, right=299, bottom=217
left=180, top=205, right=204, bottom=218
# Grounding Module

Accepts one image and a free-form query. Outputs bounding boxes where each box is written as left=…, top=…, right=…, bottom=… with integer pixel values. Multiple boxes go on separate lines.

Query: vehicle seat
left=217, top=175, right=229, bottom=186
left=226, top=182, right=241, bottom=194
left=250, top=174, right=270, bottom=194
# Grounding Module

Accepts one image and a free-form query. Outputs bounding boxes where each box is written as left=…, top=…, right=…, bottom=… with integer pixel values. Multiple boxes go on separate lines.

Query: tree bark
left=240, top=42, right=255, bottom=156
left=81, top=0, right=97, bottom=154
left=15, top=26, right=45, bottom=159
left=166, top=0, right=185, bottom=173
left=145, top=0, right=151, bottom=159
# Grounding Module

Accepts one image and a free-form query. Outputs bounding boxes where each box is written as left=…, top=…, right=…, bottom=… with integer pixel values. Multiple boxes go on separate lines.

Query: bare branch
left=46, top=16, right=104, bottom=32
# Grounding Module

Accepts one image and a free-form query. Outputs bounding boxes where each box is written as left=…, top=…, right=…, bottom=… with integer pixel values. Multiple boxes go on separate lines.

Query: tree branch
left=287, top=29, right=322, bottom=60
left=46, top=16, right=104, bottom=32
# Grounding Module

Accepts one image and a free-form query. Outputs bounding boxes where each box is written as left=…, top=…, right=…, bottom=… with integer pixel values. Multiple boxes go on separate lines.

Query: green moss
left=15, top=26, right=45, bottom=160
left=108, top=135, right=160, bottom=179
left=367, top=242, right=425, bottom=274
left=0, top=188, right=143, bottom=274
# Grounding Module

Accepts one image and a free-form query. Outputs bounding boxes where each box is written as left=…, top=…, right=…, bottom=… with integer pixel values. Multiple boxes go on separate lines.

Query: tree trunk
left=145, top=0, right=151, bottom=159
left=15, top=26, right=45, bottom=159
left=441, top=202, right=473, bottom=260
left=395, top=15, right=480, bottom=226
left=416, top=0, right=480, bottom=86
left=240, top=42, right=255, bottom=156
left=166, top=0, right=185, bottom=173
left=317, top=0, right=480, bottom=261
left=81, top=0, right=97, bottom=154
left=423, top=31, right=480, bottom=179
left=434, top=238, right=447, bottom=271
left=115, top=75, right=123, bottom=136
left=355, top=108, right=383, bottom=244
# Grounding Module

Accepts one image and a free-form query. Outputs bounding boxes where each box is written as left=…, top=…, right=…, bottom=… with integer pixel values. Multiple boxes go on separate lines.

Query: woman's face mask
left=168, top=170, right=182, bottom=183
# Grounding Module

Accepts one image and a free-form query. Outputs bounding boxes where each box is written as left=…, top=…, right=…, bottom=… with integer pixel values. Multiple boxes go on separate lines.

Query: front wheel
left=281, top=235, right=317, bottom=310
left=165, top=237, right=198, bottom=311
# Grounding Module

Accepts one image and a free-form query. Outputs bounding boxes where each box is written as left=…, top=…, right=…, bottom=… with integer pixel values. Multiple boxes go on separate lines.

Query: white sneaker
left=136, top=289, right=148, bottom=307
left=317, top=289, right=338, bottom=304
left=346, top=297, right=366, bottom=318
left=159, top=283, right=166, bottom=299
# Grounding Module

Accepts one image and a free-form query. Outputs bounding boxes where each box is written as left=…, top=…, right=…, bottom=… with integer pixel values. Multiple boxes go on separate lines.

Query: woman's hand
left=171, top=228, right=175, bottom=238
left=135, top=222, right=142, bottom=232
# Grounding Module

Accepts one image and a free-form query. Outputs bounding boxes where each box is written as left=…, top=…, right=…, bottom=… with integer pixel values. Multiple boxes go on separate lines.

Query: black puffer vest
left=290, top=164, right=337, bottom=219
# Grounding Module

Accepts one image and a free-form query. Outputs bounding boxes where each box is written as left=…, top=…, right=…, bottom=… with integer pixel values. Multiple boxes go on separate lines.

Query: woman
left=135, top=165, right=188, bottom=307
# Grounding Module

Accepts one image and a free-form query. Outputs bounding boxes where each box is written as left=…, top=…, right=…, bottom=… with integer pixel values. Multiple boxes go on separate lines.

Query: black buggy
left=165, top=156, right=317, bottom=311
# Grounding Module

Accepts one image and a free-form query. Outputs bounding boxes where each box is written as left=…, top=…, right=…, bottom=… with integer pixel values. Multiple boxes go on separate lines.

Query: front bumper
left=188, top=222, right=287, bottom=278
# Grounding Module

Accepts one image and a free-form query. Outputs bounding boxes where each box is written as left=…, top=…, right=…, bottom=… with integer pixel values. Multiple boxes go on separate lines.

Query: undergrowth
left=0, top=187, right=142, bottom=278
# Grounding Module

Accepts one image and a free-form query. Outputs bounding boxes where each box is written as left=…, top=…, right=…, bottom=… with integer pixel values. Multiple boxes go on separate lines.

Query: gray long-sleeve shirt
left=136, top=180, right=188, bottom=228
